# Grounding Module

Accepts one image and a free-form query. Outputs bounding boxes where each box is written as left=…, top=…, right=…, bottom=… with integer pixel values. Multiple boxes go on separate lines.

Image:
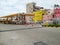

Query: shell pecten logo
left=33, top=10, right=43, bottom=22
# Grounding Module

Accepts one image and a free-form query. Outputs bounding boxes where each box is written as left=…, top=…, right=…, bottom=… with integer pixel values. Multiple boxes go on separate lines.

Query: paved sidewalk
left=0, top=24, right=42, bottom=31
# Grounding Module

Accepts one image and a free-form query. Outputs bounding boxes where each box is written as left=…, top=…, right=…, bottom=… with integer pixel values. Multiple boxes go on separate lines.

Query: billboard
left=33, top=10, right=43, bottom=22
left=54, top=8, right=60, bottom=18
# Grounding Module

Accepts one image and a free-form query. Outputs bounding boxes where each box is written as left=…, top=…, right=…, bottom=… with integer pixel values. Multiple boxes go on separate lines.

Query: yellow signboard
left=33, top=10, right=43, bottom=22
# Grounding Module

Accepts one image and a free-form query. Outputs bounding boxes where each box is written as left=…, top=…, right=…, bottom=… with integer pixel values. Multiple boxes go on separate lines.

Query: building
left=46, top=9, right=53, bottom=15
left=0, top=13, right=34, bottom=24
left=54, top=4, right=60, bottom=18
left=43, top=15, right=53, bottom=21
left=25, top=14, right=34, bottom=24
left=42, top=15, right=53, bottom=25
left=26, top=2, right=43, bottom=13
left=41, top=9, right=54, bottom=25
left=54, top=4, right=60, bottom=24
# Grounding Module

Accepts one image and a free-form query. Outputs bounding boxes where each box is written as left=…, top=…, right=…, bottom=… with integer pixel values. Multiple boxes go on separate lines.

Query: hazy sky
left=0, top=0, right=60, bottom=16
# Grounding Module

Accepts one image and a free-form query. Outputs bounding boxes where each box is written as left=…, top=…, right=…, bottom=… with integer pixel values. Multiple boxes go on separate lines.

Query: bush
left=48, top=24, right=60, bottom=27
left=42, top=24, right=60, bottom=27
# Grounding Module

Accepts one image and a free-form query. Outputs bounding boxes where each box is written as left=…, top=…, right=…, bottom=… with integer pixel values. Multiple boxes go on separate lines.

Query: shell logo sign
left=33, top=10, right=45, bottom=22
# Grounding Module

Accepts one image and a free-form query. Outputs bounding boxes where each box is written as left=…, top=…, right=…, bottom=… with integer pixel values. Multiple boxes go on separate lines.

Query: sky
left=0, top=0, right=60, bottom=16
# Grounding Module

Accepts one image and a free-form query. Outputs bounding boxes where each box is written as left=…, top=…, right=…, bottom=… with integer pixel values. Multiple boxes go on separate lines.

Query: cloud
left=0, top=0, right=60, bottom=16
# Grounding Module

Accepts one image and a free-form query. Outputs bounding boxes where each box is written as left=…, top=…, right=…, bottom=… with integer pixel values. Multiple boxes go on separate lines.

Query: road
left=0, top=24, right=60, bottom=45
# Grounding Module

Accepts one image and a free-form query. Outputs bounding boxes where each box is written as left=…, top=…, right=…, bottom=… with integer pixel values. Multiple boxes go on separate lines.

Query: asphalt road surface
left=0, top=24, right=60, bottom=45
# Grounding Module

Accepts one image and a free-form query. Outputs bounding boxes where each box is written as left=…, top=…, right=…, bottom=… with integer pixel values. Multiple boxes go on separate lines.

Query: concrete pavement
left=0, top=24, right=60, bottom=45
left=0, top=24, right=42, bottom=31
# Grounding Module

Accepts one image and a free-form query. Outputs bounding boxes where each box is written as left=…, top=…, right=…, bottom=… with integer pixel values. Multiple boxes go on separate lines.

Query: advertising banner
left=54, top=8, right=60, bottom=18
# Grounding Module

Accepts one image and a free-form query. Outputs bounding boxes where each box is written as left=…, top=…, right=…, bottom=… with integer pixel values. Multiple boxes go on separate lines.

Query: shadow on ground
left=34, top=41, right=48, bottom=45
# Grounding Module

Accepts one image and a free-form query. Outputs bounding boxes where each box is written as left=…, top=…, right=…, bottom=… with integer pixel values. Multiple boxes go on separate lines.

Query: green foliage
left=48, top=24, right=60, bottom=27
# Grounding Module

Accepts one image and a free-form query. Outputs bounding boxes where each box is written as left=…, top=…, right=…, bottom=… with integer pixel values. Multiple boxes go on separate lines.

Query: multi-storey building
left=54, top=4, right=60, bottom=24
left=26, top=2, right=43, bottom=13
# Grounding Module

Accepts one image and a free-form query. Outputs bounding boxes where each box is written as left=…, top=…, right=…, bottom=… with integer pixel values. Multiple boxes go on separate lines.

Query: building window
left=48, top=12, right=50, bottom=13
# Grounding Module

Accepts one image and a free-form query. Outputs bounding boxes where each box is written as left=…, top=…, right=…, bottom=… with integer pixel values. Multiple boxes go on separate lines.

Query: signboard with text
left=54, top=8, right=60, bottom=18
